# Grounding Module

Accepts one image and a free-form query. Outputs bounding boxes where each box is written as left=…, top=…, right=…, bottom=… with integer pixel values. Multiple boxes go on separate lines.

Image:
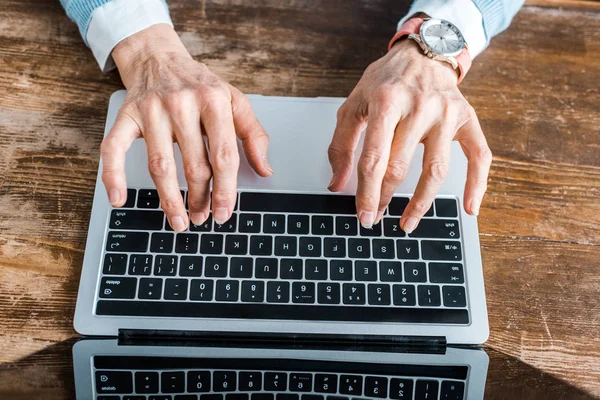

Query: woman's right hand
left=102, top=24, right=273, bottom=231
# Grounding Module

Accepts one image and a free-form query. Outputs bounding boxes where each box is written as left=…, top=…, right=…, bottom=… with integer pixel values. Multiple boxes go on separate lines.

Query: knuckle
left=100, top=136, right=119, bottom=156
left=184, top=159, right=212, bottom=183
left=358, top=151, right=386, bottom=177
left=140, top=92, right=163, bottom=114
left=165, top=89, right=196, bottom=111
left=147, top=153, right=175, bottom=178
left=410, top=199, right=433, bottom=215
left=212, top=145, right=240, bottom=172
left=357, top=192, right=378, bottom=207
left=160, top=197, right=181, bottom=212
left=385, top=159, right=410, bottom=183
left=199, top=85, right=229, bottom=105
left=475, top=144, right=493, bottom=164
left=424, top=160, right=449, bottom=182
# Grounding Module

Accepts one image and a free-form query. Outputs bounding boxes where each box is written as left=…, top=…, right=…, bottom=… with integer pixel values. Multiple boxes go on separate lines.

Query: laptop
left=73, top=91, right=489, bottom=398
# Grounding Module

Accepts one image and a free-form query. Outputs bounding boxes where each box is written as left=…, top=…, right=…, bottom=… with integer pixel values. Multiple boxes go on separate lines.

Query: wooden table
left=0, top=0, right=599, bottom=398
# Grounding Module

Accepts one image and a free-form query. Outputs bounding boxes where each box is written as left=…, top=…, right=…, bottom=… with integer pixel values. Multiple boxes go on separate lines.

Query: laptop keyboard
left=94, top=355, right=467, bottom=400
left=96, top=189, right=469, bottom=324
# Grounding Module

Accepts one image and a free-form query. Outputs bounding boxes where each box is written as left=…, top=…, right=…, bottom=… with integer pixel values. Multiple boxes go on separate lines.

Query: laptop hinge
left=118, top=330, right=447, bottom=354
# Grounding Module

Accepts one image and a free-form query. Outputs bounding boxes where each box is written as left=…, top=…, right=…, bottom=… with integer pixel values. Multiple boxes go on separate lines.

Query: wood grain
left=0, top=0, right=599, bottom=397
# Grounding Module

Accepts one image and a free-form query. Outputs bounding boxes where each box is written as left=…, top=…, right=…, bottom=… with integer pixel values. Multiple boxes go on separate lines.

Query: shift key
left=106, top=231, right=149, bottom=252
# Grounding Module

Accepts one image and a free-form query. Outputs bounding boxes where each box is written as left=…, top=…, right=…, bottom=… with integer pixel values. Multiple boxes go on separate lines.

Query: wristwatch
left=388, top=17, right=472, bottom=84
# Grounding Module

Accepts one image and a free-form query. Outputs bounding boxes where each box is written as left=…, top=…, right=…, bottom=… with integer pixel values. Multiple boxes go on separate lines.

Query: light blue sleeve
left=472, top=0, right=525, bottom=41
left=60, top=0, right=114, bottom=45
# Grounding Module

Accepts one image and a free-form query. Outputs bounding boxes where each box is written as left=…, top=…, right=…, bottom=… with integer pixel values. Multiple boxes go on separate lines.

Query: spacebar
left=96, top=301, right=469, bottom=324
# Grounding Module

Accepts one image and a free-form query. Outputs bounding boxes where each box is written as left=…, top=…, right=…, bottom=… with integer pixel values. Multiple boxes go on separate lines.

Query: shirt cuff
left=398, top=0, right=487, bottom=58
left=86, top=0, right=173, bottom=72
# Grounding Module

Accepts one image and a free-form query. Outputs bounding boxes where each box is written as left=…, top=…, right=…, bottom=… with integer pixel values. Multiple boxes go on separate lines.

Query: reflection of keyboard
left=97, top=189, right=469, bottom=324
left=94, top=356, right=466, bottom=400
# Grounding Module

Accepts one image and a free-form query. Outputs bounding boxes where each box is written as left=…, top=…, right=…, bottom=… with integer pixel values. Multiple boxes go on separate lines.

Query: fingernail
left=359, top=211, right=375, bottom=229
left=374, top=210, right=385, bottom=225
left=265, top=164, right=274, bottom=175
left=213, top=207, right=229, bottom=224
left=328, top=174, right=337, bottom=190
left=109, top=189, right=120, bottom=206
left=471, top=198, right=481, bottom=216
left=170, top=216, right=186, bottom=232
left=190, top=212, right=207, bottom=225
left=402, top=216, right=419, bottom=234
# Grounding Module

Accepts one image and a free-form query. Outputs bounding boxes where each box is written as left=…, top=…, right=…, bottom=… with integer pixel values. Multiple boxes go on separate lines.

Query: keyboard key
left=110, top=209, right=164, bottom=230
left=305, top=259, right=327, bottom=280
left=422, top=240, right=462, bottom=261
left=292, top=282, right=315, bottom=303
left=264, top=372, right=287, bottom=391
left=339, top=375, right=363, bottom=396
left=164, top=279, right=188, bottom=300
left=342, top=283, right=366, bottom=305
left=275, top=236, right=297, bottom=256
left=360, top=222, right=382, bottom=237
left=392, top=285, right=416, bottom=306
left=355, top=261, right=377, bottom=281
left=388, top=197, right=409, bottom=216
left=379, top=261, right=402, bottom=282
left=317, top=283, right=340, bottom=304
left=135, top=371, right=159, bottom=393
left=200, top=234, right=224, bottom=254
left=383, top=218, right=405, bottom=237
left=239, top=372, right=262, bottom=391
left=138, top=278, right=163, bottom=300
left=368, top=284, right=391, bottom=306
left=336, top=216, right=358, bottom=236
left=179, top=256, right=203, bottom=277
left=96, top=371, right=133, bottom=394
left=396, top=240, right=419, bottom=259
left=415, top=380, right=438, bottom=400
left=314, top=374, right=337, bottom=393
left=129, top=255, right=152, bottom=275
left=372, top=239, right=395, bottom=259
left=213, top=371, right=237, bottom=392
left=190, top=214, right=212, bottom=232
left=287, top=215, right=309, bottom=234
left=162, top=371, right=185, bottom=393
left=106, top=231, right=149, bottom=252
left=442, top=286, right=467, bottom=307
left=429, top=263, right=464, bottom=283
left=123, top=188, right=137, bottom=208
left=365, top=376, right=388, bottom=398
left=312, top=215, right=333, bottom=235
left=255, top=258, right=278, bottom=279
left=299, top=237, right=321, bottom=257
left=267, top=281, right=290, bottom=303
left=240, top=192, right=356, bottom=214
left=323, top=238, right=346, bottom=258
left=103, top=254, right=127, bottom=275
left=187, top=371, right=211, bottom=392
left=276, top=395, right=298, bottom=400
left=227, top=257, right=251, bottom=278
left=409, top=219, right=460, bottom=239
left=348, top=238, right=370, bottom=258
left=418, top=285, right=441, bottom=306
left=404, top=262, right=426, bottom=283
left=150, top=233, right=174, bottom=253
left=205, top=257, right=228, bottom=277
left=440, top=381, right=464, bottom=400
left=289, top=373, right=312, bottom=392
left=137, top=190, right=160, bottom=209
left=435, top=198, right=458, bottom=218
left=138, top=189, right=158, bottom=199
left=389, top=378, right=413, bottom=399
left=99, top=277, right=137, bottom=299
left=253, top=394, right=274, bottom=400
left=216, top=280, right=239, bottom=302
left=250, top=236, right=273, bottom=255
left=280, top=259, right=303, bottom=279
left=241, top=281, right=265, bottom=302
left=330, top=260, right=352, bottom=281
left=154, top=255, right=178, bottom=276
left=214, top=214, right=237, bottom=233
left=264, top=214, right=285, bottom=234
left=225, top=235, right=248, bottom=255
left=239, top=213, right=261, bottom=233
left=190, top=280, right=213, bottom=301
left=176, top=233, right=199, bottom=253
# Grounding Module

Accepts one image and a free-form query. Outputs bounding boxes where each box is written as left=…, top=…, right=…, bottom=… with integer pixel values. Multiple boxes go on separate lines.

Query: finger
left=201, top=91, right=240, bottom=224
left=401, top=124, right=453, bottom=234
left=376, top=110, right=431, bottom=223
left=356, top=99, right=402, bottom=228
left=327, top=97, right=367, bottom=192
left=144, top=109, right=188, bottom=232
left=170, top=99, right=212, bottom=226
left=100, top=113, right=140, bottom=207
left=230, top=87, right=272, bottom=177
left=457, top=110, right=492, bottom=216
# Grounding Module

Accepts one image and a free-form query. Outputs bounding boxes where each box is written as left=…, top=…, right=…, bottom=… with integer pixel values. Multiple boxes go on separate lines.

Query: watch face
left=420, top=19, right=465, bottom=56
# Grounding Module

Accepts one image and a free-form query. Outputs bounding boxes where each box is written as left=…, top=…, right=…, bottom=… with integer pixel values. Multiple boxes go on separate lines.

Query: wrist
left=112, top=24, right=191, bottom=87
left=389, top=40, right=459, bottom=84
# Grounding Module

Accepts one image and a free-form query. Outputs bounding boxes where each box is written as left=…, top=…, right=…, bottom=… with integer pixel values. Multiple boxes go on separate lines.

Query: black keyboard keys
left=388, top=197, right=409, bottom=216
left=154, top=255, right=177, bottom=276
left=393, top=285, right=416, bottom=306
left=239, top=372, right=262, bottom=391
left=299, top=237, right=321, bottom=257
left=312, top=215, right=333, bottom=235
left=250, top=236, right=273, bottom=255
left=110, top=209, right=164, bottom=230
left=179, top=256, right=203, bottom=277
left=135, top=371, right=159, bottom=393
left=200, top=234, right=224, bottom=254
left=390, top=378, right=413, bottom=399
left=264, top=214, right=285, bottom=234
left=264, top=372, right=287, bottom=391
left=404, top=262, right=426, bottom=283
left=175, top=233, right=199, bottom=253
left=435, top=198, right=458, bottom=217
left=289, top=373, right=312, bottom=392
left=138, top=278, right=162, bottom=300
left=292, top=282, right=315, bottom=303
left=336, top=216, right=358, bottom=236
left=287, top=215, right=309, bottom=234
left=365, top=376, right=388, bottom=398
left=305, top=259, right=327, bottom=280
left=267, top=281, right=290, bottom=303
left=383, top=218, right=404, bottom=237
left=440, top=381, right=464, bottom=400
left=396, top=240, right=419, bottom=259
left=137, top=189, right=159, bottom=209
left=214, top=371, right=236, bottom=392
left=317, top=283, right=340, bottom=304
left=230, top=257, right=253, bottom=278
left=280, top=259, right=303, bottom=280
left=150, top=233, right=174, bottom=253
left=379, top=261, right=402, bottom=282
left=191, top=214, right=212, bottom=232
left=324, top=238, right=346, bottom=258
left=239, top=213, right=261, bottom=233
left=422, top=240, right=462, bottom=261
left=187, top=371, right=211, bottom=392
left=164, top=279, right=188, bottom=300
left=103, top=254, right=127, bottom=275
left=162, top=371, right=185, bottom=393
left=241, top=281, right=265, bottom=302
left=96, top=371, right=133, bottom=394
left=442, top=286, right=467, bottom=307
left=106, top=231, right=148, bottom=252
left=343, top=283, right=366, bottom=305
left=214, top=214, right=237, bottom=233
left=190, top=280, right=214, bottom=301
left=255, top=258, right=278, bottom=279
left=348, top=238, right=370, bottom=258
left=339, top=375, right=363, bottom=396
left=429, top=263, right=464, bottom=283
left=123, top=188, right=137, bottom=208
left=372, top=239, right=395, bottom=259
left=129, top=255, right=152, bottom=275
left=415, top=380, right=439, bottom=400
left=275, top=236, right=297, bottom=256
left=418, top=285, right=441, bottom=306
left=409, top=219, right=460, bottom=239
left=215, top=280, right=239, bottom=302
left=330, top=260, right=352, bottom=281
left=225, top=235, right=248, bottom=255
left=205, top=256, right=228, bottom=277
left=359, top=222, right=382, bottom=237
left=99, top=277, right=137, bottom=299
left=355, top=261, right=377, bottom=281
left=368, top=284, right=391, bottom=305
left=314, top=374, right=337, bottom=393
